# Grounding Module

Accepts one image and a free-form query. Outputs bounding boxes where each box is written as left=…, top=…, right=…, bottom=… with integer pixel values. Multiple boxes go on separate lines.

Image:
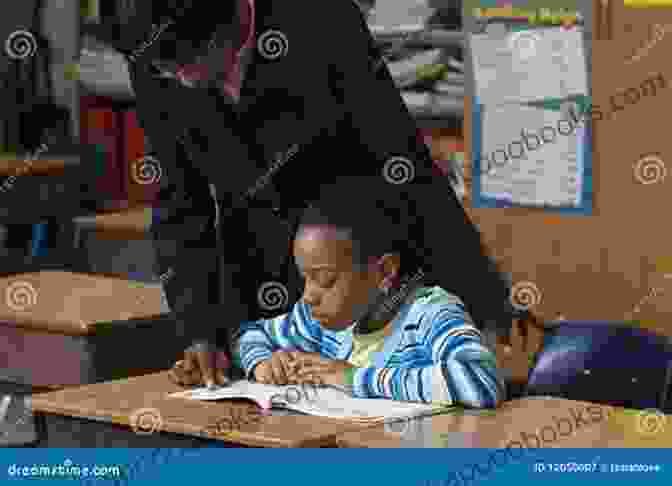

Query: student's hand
left=169, top=343, right=230, bottom=388
left=253, top=351, right=298, bottom=385
left=289, top=353, right=356, bottom=387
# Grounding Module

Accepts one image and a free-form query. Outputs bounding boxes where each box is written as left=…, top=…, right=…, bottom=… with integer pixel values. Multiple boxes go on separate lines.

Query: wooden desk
left=0, top=271, right=166, bottom=335
left=0, top=158, right=70, bottom=177
left=337, top=397, right=672, bottom=448
left=0, top=271, right=177, bottom=392
left=29, top=371, right=373, bottom=448
left=72, top=206, right=152, bottom=241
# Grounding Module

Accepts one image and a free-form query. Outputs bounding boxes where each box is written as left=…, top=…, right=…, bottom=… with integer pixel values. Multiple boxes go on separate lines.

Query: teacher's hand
left=169, top=342, right=230, bottom=387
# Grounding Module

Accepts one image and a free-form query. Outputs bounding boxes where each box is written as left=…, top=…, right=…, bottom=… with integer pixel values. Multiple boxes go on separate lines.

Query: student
left=130, top=0, right=511, bottom=388
left=171, top=178, right=506, bottom=408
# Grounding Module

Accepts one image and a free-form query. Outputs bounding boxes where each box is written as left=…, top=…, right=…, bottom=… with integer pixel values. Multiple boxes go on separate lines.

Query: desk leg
left=31, top=413, right=49, bottom=448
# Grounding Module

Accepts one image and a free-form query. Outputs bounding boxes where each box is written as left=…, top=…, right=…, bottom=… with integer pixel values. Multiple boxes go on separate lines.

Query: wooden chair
left=526, top=320, right=672, bottom=412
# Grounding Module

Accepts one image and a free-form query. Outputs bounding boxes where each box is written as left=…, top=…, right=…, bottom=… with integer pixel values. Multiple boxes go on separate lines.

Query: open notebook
left=169, top=380, right=449, bottom=422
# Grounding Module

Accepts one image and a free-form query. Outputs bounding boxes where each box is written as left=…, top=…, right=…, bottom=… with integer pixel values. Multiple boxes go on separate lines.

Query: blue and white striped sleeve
left=234, top=301, right=323, bottom=379
left=348, top=303, right=506, bottom=408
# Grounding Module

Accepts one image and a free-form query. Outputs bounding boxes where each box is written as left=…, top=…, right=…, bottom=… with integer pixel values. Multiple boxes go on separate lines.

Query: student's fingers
left=276, top=351, right=298, bottom=377
left=253, top=360, right=273, bottom=383
left=293, top=365, right=328, bottom=382
left=295, top=354, right=329, bottom=369
left=270, top=355, right=289, bottom=385
left=288, top=351, right=315, bottom=361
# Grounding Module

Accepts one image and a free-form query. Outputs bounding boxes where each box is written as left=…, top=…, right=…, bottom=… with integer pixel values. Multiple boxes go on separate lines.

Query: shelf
left=373, top=28, right=464, bottom=48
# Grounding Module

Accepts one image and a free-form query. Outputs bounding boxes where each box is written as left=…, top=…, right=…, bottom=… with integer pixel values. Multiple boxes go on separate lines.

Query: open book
left=169, top=380, right=448, bottom=423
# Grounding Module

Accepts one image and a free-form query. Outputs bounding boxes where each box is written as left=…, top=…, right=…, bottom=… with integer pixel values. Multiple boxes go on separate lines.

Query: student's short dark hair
left=298, top=177, right=420, bottom=275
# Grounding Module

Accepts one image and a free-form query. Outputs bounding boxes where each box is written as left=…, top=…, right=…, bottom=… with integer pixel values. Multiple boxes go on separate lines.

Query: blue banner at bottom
left=0, top=449, right=670, bottom=485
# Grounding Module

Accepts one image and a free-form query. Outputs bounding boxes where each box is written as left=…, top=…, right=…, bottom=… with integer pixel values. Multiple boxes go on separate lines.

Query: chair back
left=526, top=321, right=672, bottom=412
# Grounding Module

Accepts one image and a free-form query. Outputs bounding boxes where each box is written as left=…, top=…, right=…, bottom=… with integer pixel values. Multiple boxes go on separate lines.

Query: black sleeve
left=128, top=56, right=264, bottom=348
left=327, top=1, right=512, bottom=336
left=327, top=0, right=437, bottom=180
left=128, top=59, right=265, bottom=203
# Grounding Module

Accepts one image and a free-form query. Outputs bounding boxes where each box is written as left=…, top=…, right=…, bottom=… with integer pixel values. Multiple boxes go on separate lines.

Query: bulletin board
left=460, top=1, right=672, bottom=338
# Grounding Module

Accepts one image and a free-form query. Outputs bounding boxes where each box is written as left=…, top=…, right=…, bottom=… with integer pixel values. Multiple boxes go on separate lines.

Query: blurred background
left=0, top=0, right=466, bottom=280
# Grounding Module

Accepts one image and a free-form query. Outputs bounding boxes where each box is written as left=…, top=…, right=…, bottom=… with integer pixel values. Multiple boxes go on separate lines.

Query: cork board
left=608, top=1, right=672, bottom=45
left=463, top=32, right=672, bottom=337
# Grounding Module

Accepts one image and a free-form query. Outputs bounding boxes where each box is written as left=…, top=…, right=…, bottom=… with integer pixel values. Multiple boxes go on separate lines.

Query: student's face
left=293, top=226, right=387, bottom=331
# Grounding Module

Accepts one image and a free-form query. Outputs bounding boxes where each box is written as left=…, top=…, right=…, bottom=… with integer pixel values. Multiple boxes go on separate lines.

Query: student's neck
left=356, top=281, right=423, bottom=334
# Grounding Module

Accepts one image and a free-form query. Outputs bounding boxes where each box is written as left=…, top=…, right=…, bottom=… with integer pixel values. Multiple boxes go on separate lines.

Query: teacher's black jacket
left=128, top=0, right=510, bottom=348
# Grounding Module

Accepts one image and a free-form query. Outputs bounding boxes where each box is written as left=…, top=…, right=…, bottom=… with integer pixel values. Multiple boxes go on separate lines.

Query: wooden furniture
left=71, top=206, right=157, bottom=280
left=337, top=396, right=672, bottom=448
left=0, top=158, right=70, bottom=177
left=72, top=206, right=152, bottom=242
left=28, top=371, right=374, bottom=448
left=0, top=271, right=180, bottom=446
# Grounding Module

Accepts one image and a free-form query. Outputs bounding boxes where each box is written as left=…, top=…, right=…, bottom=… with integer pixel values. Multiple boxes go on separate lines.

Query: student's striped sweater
left=235, top=286, right=506, bottom=408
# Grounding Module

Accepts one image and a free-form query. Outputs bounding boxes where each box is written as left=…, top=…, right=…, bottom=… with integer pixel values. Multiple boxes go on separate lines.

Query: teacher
left=127, top=0, right=511, bottom=387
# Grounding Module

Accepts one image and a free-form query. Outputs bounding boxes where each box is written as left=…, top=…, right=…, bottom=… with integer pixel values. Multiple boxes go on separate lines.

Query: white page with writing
left=170, top=381, right=298, bottom=409
left=170, top=380, right=438, bottom=419
left=479, top=103, right=582, bottom=207
left=469, top=26, right=588, bottom=106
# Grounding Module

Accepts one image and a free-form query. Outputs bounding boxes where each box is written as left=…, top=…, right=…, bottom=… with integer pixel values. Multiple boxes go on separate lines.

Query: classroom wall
left=460, top=1, right=672, bottom=338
